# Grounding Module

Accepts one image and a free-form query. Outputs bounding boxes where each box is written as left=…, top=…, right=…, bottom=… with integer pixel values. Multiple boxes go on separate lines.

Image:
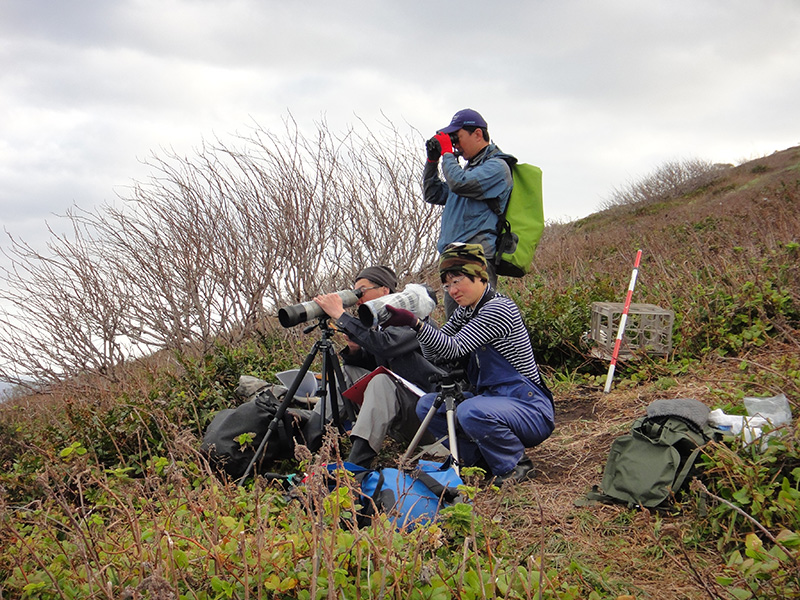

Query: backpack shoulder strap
left=672, top=444, right=706, bottom=492
left=413, top=469, right=462, bottom=504
left=485, top=156, right=516, bottom=217
left=487, top=157, right=519, bottom=268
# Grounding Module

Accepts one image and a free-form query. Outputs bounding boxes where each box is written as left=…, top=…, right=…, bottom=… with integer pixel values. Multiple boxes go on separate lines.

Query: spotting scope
left=278, top=289, right=363, bottom=328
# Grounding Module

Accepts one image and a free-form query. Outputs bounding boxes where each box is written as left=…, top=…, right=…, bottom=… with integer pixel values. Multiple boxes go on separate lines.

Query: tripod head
left=430, top=369, right=467, bottom=389
left=302, top=314, right=337, bottom=336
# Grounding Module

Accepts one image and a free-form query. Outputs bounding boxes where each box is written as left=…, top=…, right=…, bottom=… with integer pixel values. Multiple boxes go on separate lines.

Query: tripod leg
left=445, top=394, right=461, bottom=474
left=400, top=393, right=444, bottom=466
left=319, top=342, right=342, bottom=433
left=327, top=346, right=357, bottom=424
left=318, top=341, right=358, bottom=431
left=238, top=342, right=320, bottom=486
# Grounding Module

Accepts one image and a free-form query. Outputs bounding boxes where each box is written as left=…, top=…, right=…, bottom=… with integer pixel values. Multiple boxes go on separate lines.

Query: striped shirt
left=417, top=287, right=542, bottom=385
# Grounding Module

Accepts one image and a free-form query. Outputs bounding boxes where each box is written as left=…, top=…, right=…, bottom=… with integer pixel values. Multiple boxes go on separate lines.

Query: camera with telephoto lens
left=356, top=283, right=436, bottom=328
left=278, top=289, right=363, bottom=328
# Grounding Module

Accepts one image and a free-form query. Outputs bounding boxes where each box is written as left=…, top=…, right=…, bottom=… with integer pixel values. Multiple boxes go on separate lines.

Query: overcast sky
left=1, top=0, right=799, bottom=256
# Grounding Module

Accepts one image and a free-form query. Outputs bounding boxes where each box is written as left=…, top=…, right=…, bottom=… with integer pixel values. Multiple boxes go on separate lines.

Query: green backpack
left=489, top=162, right=545, bottom=278
left=586, top=398, right=719, bottom=510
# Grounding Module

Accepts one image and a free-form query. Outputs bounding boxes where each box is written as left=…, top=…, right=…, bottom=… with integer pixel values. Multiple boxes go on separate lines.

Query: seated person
left=313, top=266, right=442, bottom=467
left=383, top=244, right=554, bottom=484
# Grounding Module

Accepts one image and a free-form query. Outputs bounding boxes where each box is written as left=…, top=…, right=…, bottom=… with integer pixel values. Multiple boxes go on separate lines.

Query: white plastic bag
left=743, top=394, right=793, bottom=426
left=708, top=409, right=768, bottom=444
left=709, top=394, right=794, bottom=449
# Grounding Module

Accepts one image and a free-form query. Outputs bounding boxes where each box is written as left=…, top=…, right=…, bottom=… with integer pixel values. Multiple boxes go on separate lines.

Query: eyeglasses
left=442, top=276, right=467, bottom=292
left=355, top=285, right=381, bottom=295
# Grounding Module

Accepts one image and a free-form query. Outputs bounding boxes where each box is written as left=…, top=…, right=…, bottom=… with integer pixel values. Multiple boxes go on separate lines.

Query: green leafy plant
left=691, top=427, right=800, bottom=598
left=235, top=431, right=256, bottom=448
left=58, top=441, right=87, bottom=460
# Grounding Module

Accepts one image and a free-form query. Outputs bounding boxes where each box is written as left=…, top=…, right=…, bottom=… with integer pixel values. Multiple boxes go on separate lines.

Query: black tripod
left=238, top=316, right=356, bottom=486
left=400, top=370, right=466, bottom=475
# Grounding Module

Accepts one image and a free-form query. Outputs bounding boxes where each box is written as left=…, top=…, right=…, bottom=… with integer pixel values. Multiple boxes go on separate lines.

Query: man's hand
left=383, top=305, right=418, bottom=329
left=434, top=132, right=453, bottom=155
left=313, top=293, right=345, bottom=320
left=342, top=332, right=360, bottom=354
left=426, top=137, right=441, bottom=162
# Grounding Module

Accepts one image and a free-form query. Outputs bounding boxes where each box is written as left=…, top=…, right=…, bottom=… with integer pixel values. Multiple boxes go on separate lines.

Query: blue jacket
left=423, top=143, right=516, bottom=256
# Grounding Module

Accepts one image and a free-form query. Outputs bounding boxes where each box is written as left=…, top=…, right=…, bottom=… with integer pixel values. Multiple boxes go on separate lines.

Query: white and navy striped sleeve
left=417, top=294, right=541, bottom=385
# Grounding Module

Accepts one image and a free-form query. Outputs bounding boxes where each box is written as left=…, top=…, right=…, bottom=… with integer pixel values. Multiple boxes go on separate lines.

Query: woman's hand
left=383, top=305, right=418, bottom=329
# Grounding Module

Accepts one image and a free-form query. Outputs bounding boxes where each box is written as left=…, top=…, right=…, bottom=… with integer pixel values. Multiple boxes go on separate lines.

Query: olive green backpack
left=585, top=398, right=719, bottom=510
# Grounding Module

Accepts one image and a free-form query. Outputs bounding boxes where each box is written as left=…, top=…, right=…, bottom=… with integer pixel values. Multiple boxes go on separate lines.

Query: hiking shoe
left=346, top=436, right=377, bottom=468
left=493, top=456, right=535, bottom=485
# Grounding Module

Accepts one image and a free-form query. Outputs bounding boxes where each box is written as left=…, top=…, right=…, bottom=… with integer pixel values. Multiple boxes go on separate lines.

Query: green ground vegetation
left=1, top=147, right=800, bottom=599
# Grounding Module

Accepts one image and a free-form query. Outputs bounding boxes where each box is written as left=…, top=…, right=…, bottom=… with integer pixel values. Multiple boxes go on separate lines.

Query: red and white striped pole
left=603, top=250, right=643, bottom=393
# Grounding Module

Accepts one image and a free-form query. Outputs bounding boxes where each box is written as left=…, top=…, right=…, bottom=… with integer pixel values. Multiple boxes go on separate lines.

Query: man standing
left=313, top=266, right=442, bottom=467
left=423, top=108, right=516, bottom=316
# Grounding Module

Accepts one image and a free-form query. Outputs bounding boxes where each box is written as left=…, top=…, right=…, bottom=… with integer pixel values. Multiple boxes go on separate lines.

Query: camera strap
left=464, top=285, right=496, bottom=324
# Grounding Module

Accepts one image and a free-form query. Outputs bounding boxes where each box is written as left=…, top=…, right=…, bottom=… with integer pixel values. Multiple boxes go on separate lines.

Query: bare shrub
left=600, top=158, right=726, bottom=210
left=0, top=220, right=135, bottom=386
left=0, top=115, right=440, bottom=387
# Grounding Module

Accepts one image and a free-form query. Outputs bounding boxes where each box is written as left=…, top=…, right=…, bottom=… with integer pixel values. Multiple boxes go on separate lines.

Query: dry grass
left=534, top=146, right=800, bottom=300
left=491, top=382, right=722, bottom=599
left=475, top=336, right=800, bottom=598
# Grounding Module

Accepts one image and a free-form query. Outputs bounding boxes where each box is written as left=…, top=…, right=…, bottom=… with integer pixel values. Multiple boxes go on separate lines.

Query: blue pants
left=416, top=381, right=554, bottom=476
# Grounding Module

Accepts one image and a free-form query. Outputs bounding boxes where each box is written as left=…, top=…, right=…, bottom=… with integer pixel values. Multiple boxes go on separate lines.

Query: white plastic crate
left=590, top=302, right=674, bottom=357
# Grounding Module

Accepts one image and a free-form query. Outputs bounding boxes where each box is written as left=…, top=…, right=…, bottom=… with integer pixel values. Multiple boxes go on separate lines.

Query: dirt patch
left=532, top=383, right=632, bottom=482
left=554, top=383, right=602, bottom=422
left=491, top=382, right=736, bottom=599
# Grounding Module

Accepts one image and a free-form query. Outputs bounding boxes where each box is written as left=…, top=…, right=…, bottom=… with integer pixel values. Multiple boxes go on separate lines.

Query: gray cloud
left=1, top=0, right=799, bottom=246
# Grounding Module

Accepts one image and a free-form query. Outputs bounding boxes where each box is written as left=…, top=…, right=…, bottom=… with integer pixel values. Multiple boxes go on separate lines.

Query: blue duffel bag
left=329, top=460, right=464, bottom=530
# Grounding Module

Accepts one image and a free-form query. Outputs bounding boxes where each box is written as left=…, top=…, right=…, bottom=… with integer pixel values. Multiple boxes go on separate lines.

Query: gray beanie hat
left=354, top=265, right=397, bottom=293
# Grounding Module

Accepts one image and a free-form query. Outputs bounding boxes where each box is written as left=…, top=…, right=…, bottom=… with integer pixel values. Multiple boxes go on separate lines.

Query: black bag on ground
left=585, top=398, right=719, bottom=510
left=201, top=385, right=312, bottom=479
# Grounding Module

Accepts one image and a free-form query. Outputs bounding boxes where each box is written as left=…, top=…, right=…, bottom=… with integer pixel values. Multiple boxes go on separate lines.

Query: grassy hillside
left=516, top=146, right=800, bottom=371
left=497, top=146, right=800, bottom=598
left=1, top=147, right=798, bottom=599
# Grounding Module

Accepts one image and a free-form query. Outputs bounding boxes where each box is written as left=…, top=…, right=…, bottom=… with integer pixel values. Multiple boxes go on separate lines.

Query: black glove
left=426, top=137, right=441, bottom=162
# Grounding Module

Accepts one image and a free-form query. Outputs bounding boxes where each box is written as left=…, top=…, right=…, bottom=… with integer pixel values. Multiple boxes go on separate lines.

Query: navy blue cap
left=438, top=108, right=488, bottom=134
